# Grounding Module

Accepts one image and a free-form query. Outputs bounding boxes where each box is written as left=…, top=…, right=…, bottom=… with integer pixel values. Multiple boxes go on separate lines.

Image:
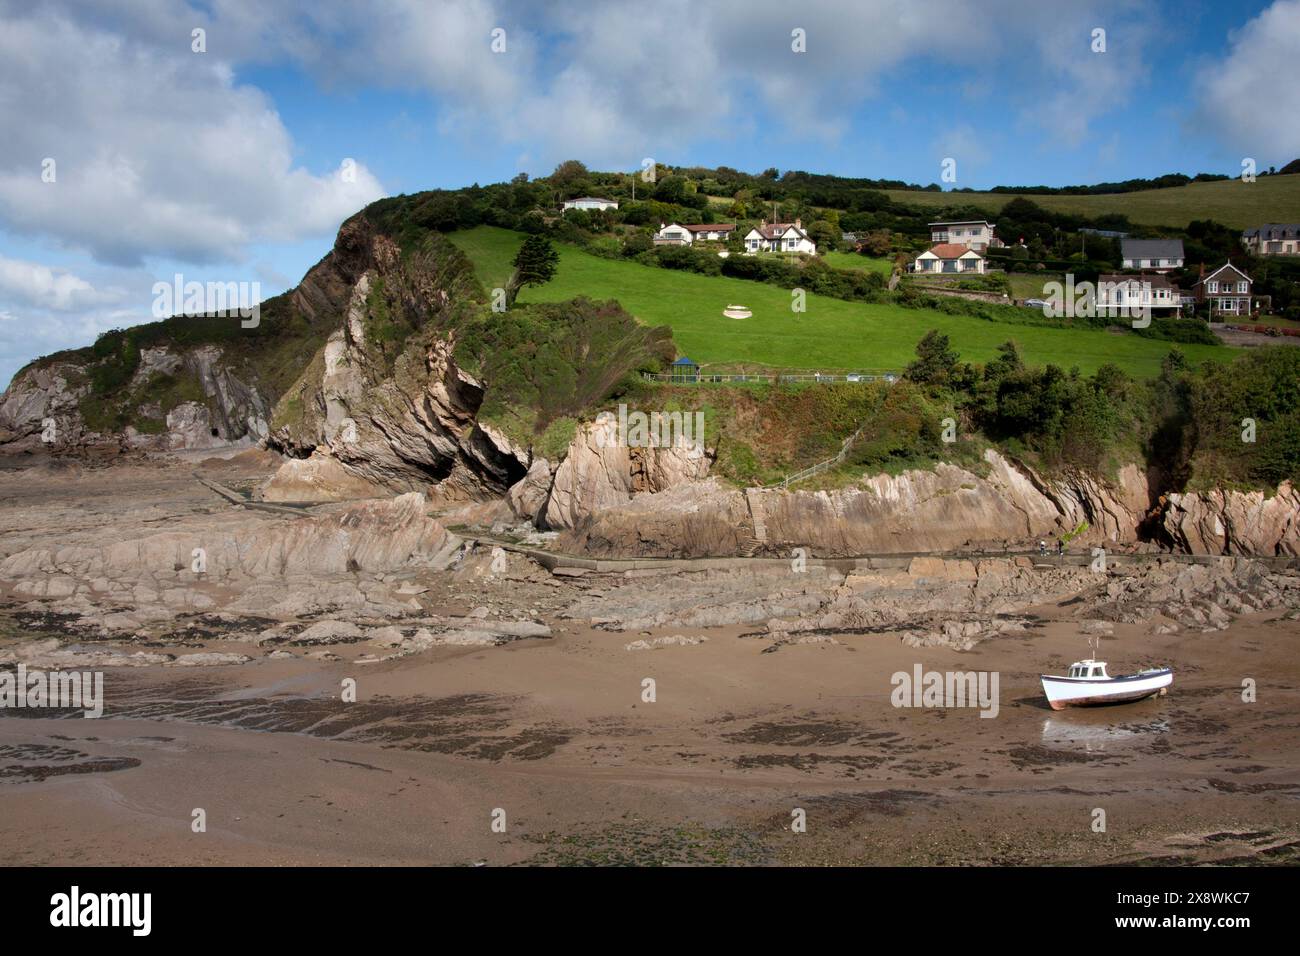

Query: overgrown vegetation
left=457, top=296, right=673, bottom=449
left=901, top=329, right=1300, bottom=488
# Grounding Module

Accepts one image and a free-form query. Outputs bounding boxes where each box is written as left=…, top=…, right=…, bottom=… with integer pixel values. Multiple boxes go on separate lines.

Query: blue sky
left=2, top=0, right=1298, bottom=390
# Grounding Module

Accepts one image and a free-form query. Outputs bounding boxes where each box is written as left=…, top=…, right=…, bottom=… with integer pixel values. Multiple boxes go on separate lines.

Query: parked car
left=1025, top=298, right=1049, bottom=310
left=846, top=373, right=862, bottom=382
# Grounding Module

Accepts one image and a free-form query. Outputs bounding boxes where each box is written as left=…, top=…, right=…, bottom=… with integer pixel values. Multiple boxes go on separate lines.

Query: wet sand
left=1, top=458, right=1298, bottom=866
left=3, top=606, right=1297, bottom=865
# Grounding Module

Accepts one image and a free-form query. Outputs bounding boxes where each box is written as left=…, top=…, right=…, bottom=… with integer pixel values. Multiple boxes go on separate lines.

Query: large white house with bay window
left=743, top=219, right=816, bottom=254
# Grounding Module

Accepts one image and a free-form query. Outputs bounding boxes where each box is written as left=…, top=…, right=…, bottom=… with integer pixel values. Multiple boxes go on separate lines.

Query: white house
left=653, top=222, right=736, bottom=245
left=929, top=221, right=999, bottom=251
left=743, top=219, right=816, bottom=254
left=912, top=243, right=986, bottom=274
left=1120, top=238, right=1184, bottom=272
left=1095, top=274, right=1181, bottom=316
left=562, top=196, right=619, bottom=212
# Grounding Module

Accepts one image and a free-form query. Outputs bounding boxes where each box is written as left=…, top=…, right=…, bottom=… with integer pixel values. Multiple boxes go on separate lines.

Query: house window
left=1237, top=281, right=1248, bottom=293
left=1207, top=281, right=1218, bottom=293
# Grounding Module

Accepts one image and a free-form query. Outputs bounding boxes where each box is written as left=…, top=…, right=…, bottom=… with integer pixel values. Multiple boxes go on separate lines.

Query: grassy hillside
left=821, top=251, right=894, bottom=276
left=449, top=226, right=1233, bottom=377
left=880, top=174, right=1300, bottom=230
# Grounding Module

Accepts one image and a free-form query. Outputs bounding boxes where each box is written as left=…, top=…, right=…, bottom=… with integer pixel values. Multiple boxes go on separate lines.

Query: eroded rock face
left=265, top=225, right=529, bottom=501
left=0, top=362, right=89, bottom=448
left=1161, top=482, right=1300, bottom=556
left=506, top=458, right=553, bottom=521
left=261, top=451, right=389, bottom=502
left=539, top=417, right=712, bottom=531
left=549, top=449, right=1151, bottom=558
left=0, top=492, right=455, bottom=583
left=0, top=345, right=270, bottom=452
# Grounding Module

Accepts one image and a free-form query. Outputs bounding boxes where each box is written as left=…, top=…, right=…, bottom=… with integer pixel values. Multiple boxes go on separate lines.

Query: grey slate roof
left=1121, top=238, right=1185, bottom=259
left=1243, top=223, right=1300, bottom=240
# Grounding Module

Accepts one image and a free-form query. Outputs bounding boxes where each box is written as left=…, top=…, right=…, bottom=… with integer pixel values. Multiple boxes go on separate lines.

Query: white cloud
left=165, top=0, right=1144, bottom=167
left=1193, top=0, right=1300, bottom=162
left=0, top=255, right=123, bottom=311
left=0, top=6, right=385, bottom=267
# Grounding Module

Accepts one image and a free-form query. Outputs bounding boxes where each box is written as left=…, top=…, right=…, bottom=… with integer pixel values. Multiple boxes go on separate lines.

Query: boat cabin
left=1068, top=660, right=1109, bottom=679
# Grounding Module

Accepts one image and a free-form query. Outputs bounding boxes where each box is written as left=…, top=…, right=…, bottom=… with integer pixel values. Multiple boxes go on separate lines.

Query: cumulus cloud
left=1193, top=0, right=1300, bottom=162
left=0, top=5, right=385, bottom=267
left=161, top=0, right=1147, bottom=167
left=0, top=256, right=125, bottom=312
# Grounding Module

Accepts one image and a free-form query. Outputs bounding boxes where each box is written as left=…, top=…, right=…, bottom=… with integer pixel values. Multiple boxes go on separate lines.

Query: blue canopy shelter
left=670, top=356, right=699, bottom=383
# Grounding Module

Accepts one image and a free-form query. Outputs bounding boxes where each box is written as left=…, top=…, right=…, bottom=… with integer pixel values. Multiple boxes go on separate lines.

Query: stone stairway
left=744, top=488, right=768, bottom=553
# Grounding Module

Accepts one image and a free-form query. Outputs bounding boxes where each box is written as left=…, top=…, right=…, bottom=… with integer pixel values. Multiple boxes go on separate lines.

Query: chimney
left=760, top=218, right=766, bottom=228
left=795, top=218, right=802, bottom=229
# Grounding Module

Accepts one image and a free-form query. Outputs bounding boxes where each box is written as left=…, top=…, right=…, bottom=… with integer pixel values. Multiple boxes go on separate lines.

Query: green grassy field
left=449, top=226, right=1234, bottom=377
left=1007, top=273, right=1064, bottom=300
left=878, top=174, right=1300, bottom=230
left=821, top=250, right=894, bottom=276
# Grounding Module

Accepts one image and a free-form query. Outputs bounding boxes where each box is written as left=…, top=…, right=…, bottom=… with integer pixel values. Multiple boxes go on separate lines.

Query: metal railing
left=776, top=421, right=869, bottom=489
left=642, top=371, right=900, bottom=385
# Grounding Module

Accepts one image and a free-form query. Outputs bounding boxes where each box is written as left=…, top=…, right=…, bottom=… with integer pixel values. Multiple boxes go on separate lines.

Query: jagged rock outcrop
left=0, top=361, right=90, bottom=448
left=551, top=449, right=1150, bottom=558
left=506, top=458, right=554, bottom=520
left=1160, top=482, right=1299, bottom=555
left=0, top=345, right=271, bottom=452
left=538, top=416, right=713, bottom=531
left=264, top=221, right=529, bottom=500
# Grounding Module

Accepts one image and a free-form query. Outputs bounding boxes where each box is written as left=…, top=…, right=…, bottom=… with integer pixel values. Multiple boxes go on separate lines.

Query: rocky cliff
left=5, top=196, right=1293, bottom=558
left=260, top=217, right=530, bottom=500
left=1160, top=482, right=1299, bottom=556
left=502, top=426, right=1297, bottom=558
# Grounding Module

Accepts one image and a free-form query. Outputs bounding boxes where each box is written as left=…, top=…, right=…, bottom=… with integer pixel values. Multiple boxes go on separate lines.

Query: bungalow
left=929, top=220, right=1000, bottom=251
left=562, top=196, right=619, bottom=212
left=1095, top=274, right=1182, bottom=317
left=653, top=222, right=736, bottom=245
left=912, top=243, right=986, bottom=275
left=743, top=219, right=816, bottom=255
left=1120, top=238, right=1184, bottom=272
left=1194, top=263, right=1254, bottom=317
left=1241, top=223, right=1300, bottom=256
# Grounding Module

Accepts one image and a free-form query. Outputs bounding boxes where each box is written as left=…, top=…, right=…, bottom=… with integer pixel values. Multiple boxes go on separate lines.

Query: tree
left=550, top=159, right=588, bottom=187
left=653, top=175, right=688, bottom=205
left=505, top=235, right=559, bottom=308
left=905, top=329, right=961, bottom=387
left=807, top=220, right=838, bottom=252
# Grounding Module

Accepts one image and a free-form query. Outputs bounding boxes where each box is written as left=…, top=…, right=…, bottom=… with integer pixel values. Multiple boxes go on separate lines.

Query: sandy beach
left=1, top=455, right=1297, bottom=866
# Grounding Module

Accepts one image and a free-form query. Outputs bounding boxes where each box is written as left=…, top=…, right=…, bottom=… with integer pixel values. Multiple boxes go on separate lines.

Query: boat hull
left=1040, top=669, right=1172, bottom=711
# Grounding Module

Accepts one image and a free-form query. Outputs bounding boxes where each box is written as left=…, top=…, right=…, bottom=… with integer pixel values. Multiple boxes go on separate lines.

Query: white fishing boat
left=1040, top=659, right=1172, bottom=711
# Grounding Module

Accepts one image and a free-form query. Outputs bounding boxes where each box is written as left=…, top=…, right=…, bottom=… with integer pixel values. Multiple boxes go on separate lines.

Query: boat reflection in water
left=1040, top=716, right=1169, bottom=754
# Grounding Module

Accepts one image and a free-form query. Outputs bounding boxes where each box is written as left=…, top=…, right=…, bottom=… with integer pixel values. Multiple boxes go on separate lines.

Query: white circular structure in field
left=723, top=304, right=751, bottom=319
